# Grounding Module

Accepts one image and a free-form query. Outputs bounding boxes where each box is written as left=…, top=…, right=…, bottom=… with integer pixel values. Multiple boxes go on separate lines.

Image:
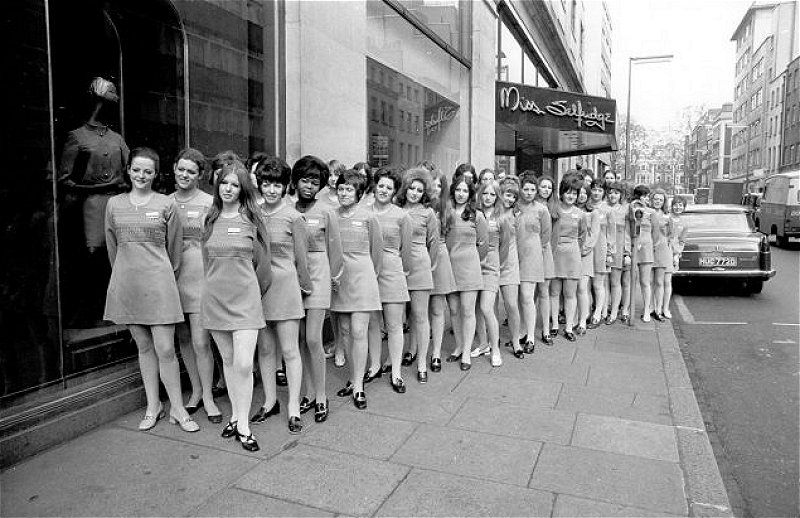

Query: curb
left=656, top=325, right=734, bottom=517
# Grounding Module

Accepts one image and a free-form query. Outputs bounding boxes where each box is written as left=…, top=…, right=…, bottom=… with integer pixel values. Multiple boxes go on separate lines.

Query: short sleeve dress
left=261, top=203, right=311, bottom=321
left=592, top=203, right=616, bottom=275
left=498, top=213, right=520, bottom=287
left=294, top=200, right=344, bottom=310
left=632, top=206, right=655, bottom=264
left=580, top=208, right=600, bottom=278
left=371, top=204, right=412, bottom=304
left=609, top=203, right=631, bottom=270
left=651, top=210, right=673, bottom=269
left=201, top=213, right=270, bottom=331
left=330, top=205, right=383, bottom=313
left=539, top=202, right=556, bottom=279
left=447, top=211, right=489, bottom=292
left=169, top=191, right=214, bottom=314
left=404, top=205, right=439, bottom=291
left=551, top=205, right=586, bottom=280
left=480, top=214, right=502, bottom=293
left=431, top=216, right=457, bottom=296
left=669, top=216, right=688, bottom=274
left=516, top=203, right=545, bottom=283
left=103, top=192, right=184, bottom=325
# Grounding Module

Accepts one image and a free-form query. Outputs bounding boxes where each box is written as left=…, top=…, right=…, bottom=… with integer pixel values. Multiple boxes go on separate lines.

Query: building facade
left=1, top=0, right=613, bottom=465
left=581, top=0, right=614, bottom=175
left=766, top=69, right=786, bottom=175
left=730, top=0, right=798, bottom=191
left=781, top=56, right=800, bottom=171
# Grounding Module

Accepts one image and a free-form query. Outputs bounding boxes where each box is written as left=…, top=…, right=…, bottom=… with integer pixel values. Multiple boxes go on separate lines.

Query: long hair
left=536, top=175, right=559, bottom=218
left=396, top=167, right=432, bottom=207
left=429, top=169, right=450, bottom=237
left=650, top=188, right=668, bottom=213
left=448, top=176, right=477, bottom=236
left=203, top=160, right=268, bottom=248
left=499, top=176, right=520, bottom=215
left=476, top=180, right=501, bottom=220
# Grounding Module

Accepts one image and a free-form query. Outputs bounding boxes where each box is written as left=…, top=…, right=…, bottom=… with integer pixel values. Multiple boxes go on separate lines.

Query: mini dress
left=632, top=206, right=655, bottom=264
left=668, top=216, right=689, bottom=274
left=330, top=205, right=383, bottom=313
left=592, top=203, right=616, bottom=275
left=480, top=214, right=502, bottom=293
left=551, top=205, right=586, bottom=280
left=516, top=202, right=550, bottom=283
left=609, top=203, right=631, bottom=270
left=431, top=217, right=457, bottom=296
left=446, top=210, right=489, bottom=292
left=261, top=202, right=312, bottom=321
left=103, top=192, right=184, bottom=325
left=580, top=208, right=600, bottom=278
left=371, top=204, right=412, bottom=304
left=294, top=200, right=344, bottom=310
left=169, top=190, right=213, bottom=314
left=651, top=210, right=673, bottom=269
left=403, top=204, right=439, bottom=291
left=201, top=213, right=271, bottom=331
left=498, top=213, right=520, bottom=287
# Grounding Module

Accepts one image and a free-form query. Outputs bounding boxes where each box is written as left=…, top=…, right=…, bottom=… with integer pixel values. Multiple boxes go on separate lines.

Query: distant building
left=766, top=68, right=786, bottom=175
left=730, top=0, right=798, bottom=191
left=781, top=56, right=800, bottom=171
left=581, top=0, right=614, bottom=175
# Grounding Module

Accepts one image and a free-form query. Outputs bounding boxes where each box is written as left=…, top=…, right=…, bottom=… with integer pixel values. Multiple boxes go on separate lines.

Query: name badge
left=187, top=210, right=200, bottom=218
left=145, top=211, right=160, bottom=220
left=352, top=220, right=363, bottom=227
left=227, top=227, right=241, bottom=234
left=571, top=213, right=580, bottom=220
left=307, top=218, right=320, bottom=226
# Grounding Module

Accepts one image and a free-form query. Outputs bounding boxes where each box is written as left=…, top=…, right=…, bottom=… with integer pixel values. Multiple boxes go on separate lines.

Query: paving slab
left=354, top=380, right=465, bottom=425
left=1, top=427, right=257, bottom=517
left=523, top=342, right=578, bottom=364
left=235, top=444, right=408, bottom=516
left=676, top=428, right=733, bottom=515
left=669, top=387, right=707, bottom=430
left=376, top=468, right=554, bottom=517
left=587, top=362, right=669, bottom=396
left=190, top=487, right=334, bottom=517
left=573, top=348, right=663, bottom=368
left=452, top=373, right=561, bottom=409
left=555, top=383, right=672, bottom=425
left=297, top=407, right=418, bottom=460
left=491, top=357, right=589, bottom=385
left=449, top=399, right=576, bottom=445
left=571, top=414, right=679, bottom=462
left=391, top=424, right=541, bottom=487
left=529, top=443, right=687, bottom=515
left=595, top=332, right=661, bottom=357
left=553, top=494, right=680, bottom=517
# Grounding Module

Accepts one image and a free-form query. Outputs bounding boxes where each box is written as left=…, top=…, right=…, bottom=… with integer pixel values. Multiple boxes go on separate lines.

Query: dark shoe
left=417, top=371, right=428, bottom=384
left=237, top=429, right=260, bottom=452
left=653, top=312, right=664, bottom=322
left=558, top=312, right=566, bottom=325
left=523, top=341, right=535, bottom=354
left=503, top=340, right=515, bottom=349
left=276, top=369, right=287, bottom=387
left=587, top=318, right=601, bottom=329
left=185, top=399, right=204, bottom=415
left=207, top=413, right=223, bottom=424
left=542, top=333, right=554, bottom=346
left=353, top=391, right=367, bottom=410
left=513, top=348, right=525, bottom=359
left=380, top=364, right=392, bottom=374
left=221, top=421, right=239, bottom=438
left=336, top=381, right=354, bottom=397
left=251, top=400, right=280, bottom=423
left=564, top=330, right=577, bottom=342
left=299, top=397, right=315, bottom=414
left=446, top=352, right=463, bottom=363
left=390, top=377, right=406, bottom=394
left=575, top=326, right=587, bottom=336
left=518, top=334, right=528, bottom=346
left=363, top=369, right=382, bottom=384
left=620, top=314, right=630, bottom=324
left=212, top=385, right=227, bottom=398
left=314, top=400, right=329, bottom=423
left=605, top=316, right=617, bottom=325
left=430, top=357, right=442, bottom=372
left=401, top=352, right=417, bottom=366
left=288, top=416, right=303, bottom=435
left=460, top=362, right=471, bottom=371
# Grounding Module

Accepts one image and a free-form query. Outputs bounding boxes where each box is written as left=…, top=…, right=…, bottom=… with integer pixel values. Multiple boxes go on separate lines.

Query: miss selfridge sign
left=496, top=81, right=616, bottom=133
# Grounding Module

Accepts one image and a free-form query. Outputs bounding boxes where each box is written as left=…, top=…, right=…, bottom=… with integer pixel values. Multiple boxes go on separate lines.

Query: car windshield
left=682, top=212, right=752, bottom=232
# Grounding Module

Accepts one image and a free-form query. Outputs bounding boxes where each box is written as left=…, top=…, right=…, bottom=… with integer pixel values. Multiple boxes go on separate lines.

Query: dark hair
left=478, top=168, right=495, bottom=183
left=519, top=171, right=538, bottom=189
left=589, top=178, right=606, bottom=193
left=632, top=184, right=651, bottom=200
left=576, top=185, right=589, bottom=210
left=429, top=169, right=450, bottom=236
left=203, top=160, right=268, bottom=249
left=559, top=174, right=583, bottom=199
left=247, top=151, right=270, bottom=174
left=353, top=162, right=374, bottom=194
left=373, top=167, right=402, bottom=194
left=606, top=181, right=626, bottom=196
left=174, top=148, right=207, bottom=179
left=291, top=155, right=329, bottom=188
left=129, top=147, right=160, bottom=174
left=254, top=156, right=291, bottom=196
left=396, top=167, right=431, bottom=207
left=453, top=163, right=476, bottom=186
left=211, top=150, right=240, bottom=173
left=449, top=176, right=476, bottom=222
left=416, top=160, right=437, bottom=172
left=336, top=169, right=368, bottom=201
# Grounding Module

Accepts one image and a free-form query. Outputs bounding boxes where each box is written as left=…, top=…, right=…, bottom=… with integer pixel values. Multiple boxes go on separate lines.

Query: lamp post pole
left=623, top=55, right=674, bottom=182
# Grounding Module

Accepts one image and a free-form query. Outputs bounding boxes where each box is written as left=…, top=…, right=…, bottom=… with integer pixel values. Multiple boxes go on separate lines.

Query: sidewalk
left=2, top=320, right=732, bottom=517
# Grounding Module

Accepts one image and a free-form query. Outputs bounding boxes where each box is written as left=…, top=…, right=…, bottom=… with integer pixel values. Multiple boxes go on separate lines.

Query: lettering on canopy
left=496, top=81, right=616, bottom=134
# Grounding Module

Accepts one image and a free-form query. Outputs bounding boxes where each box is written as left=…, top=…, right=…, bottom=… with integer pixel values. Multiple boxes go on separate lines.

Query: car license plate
left=699, top=256, right=737, bottom=267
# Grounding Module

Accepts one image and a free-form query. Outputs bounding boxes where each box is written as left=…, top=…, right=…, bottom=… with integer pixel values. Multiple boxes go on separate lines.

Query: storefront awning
left=495, top=81, right=618, bottom=158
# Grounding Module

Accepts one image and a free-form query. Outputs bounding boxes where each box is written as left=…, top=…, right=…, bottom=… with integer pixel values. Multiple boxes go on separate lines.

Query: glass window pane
left=523, top=54, right=537, bottom=87
left=499, top=22, right=522, bottom=84
left=392, top=0, right=467, bottom=55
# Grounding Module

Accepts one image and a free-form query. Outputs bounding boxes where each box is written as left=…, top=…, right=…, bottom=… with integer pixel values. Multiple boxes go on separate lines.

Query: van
left=759, top=170, right=800, bottom=247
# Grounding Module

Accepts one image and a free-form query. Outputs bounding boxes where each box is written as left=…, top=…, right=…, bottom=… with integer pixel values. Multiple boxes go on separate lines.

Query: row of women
left=103, top=147, right=688, bottom=453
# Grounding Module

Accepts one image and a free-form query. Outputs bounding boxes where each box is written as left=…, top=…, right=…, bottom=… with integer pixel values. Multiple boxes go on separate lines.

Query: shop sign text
left=424, top=106, right=457, bottom=136
left=498, top=86, right=614, bottom=131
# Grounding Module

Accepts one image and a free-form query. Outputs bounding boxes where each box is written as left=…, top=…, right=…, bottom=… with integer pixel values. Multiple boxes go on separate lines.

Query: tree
left=615, top=118, right=648, bottom=180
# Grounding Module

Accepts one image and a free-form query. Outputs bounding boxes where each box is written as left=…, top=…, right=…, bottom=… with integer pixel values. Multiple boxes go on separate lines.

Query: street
left=671, top=243, right=800, bottom=518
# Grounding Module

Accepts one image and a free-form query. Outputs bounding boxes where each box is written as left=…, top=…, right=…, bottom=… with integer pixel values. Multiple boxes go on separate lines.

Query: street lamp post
left=624, top=55, right=674, bottom=181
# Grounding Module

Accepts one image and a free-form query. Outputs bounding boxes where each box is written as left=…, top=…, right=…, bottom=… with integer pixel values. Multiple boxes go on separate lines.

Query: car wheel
left=747, top=280, right=763, bottom=294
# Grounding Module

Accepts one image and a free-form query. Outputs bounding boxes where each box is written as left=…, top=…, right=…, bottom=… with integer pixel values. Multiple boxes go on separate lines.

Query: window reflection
left=392, top=0, right=467, bottom=55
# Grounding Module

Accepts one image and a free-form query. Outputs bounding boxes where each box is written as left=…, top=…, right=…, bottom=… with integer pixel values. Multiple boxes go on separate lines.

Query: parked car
left=758, top=170, right=800, bottom=247
left=674, top=204, right=775, bottom=294
left=742, top=192, right=763, bottom=227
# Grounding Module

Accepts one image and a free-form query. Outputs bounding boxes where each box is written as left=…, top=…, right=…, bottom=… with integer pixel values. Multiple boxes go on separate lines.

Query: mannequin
left=59, top=77, right=129, bottom=327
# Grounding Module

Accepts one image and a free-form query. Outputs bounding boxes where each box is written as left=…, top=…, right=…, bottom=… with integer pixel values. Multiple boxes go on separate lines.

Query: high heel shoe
left=169, top=412, right=200, bottom=433
left=363, top=369, right=382, bottom=384
left=470, top=345, right=490, bottom=358
left=390, top=377, right=406, bottom=393
left=207, top=412, right=223, bottom=424
left=288, top=416, right=303, bottom=435
left=652, top=312, right=664, bottom=322
left=518, top=334, right=528, bottom=346
left=236, top=427, right=260, bottom=452
left=563, top=330, right=577, bottom=342
left=401, top=352, right=417, bottom=366
left=299, top=397, right=316, bottom=414
left=353, top=391, right=367, bottom=410
left=513, top=347, right=525, bottom=359
left=336, top=381, right=354, bottom=397
left=430, top=357, right=442, bottom=372
left=251, top=400, right=280, bottom=423
left=185, top=399, right=204, bottom=415
left=138, top=403, right=165, bottom=431
left=314, top=399, right=329, bottom=423
left=587, top=317, right=601, bottom=329
left=446, top=351, right=463, bottom=362
left=460, top=361, right=471, bottom=371
left=605, top=315, right=617, bottom=325
left=523, top=340, right=535, bottom=354
left=221, top=420, right=239, bottom=438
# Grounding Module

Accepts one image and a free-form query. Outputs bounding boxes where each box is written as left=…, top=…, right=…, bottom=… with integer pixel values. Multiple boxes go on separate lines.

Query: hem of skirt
left=303, top=304, right=331, bottom=310
left=330, top=306, right=382, bottom=313
left=431, top=289, right=455, bottom=295
left=499, top=280, right=521, bottom=287
left=380, top=297, right=411, bottom=304
left=104, top=316, right=184, bottom=325
left=264, top=314, right=305, bottom=321
left=452, top=287, right=482, bottom=292
left=204, top=323, right=266, bottom=331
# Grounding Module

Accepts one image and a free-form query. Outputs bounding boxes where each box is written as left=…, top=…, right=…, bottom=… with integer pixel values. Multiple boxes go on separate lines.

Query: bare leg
left=639, top=263, right=653, bottom=320
left=210, top=331, right=236, bottom=421
left=300, top=309, right=327, bottom=403
left=367, top=311, right=385, bottom=375
left=275, top=320, right=302, bottom=418
left=255, top=326, right=278, bottom=410
left=549, top=279, right=562, bottom=333
left=479, top=290, right=499, bottom=360
left=609, top=269, right=622, bottom=320
left=501, top=284, right=521, bottom=349
left=128, top=324, right=162, bottom=415
left=187, top=314, right=220, bottom=415
left=663, top=272, right=674, bottom=318
left=382, top=303, right=404, bottom=382
left=230, top=329, right=258, bottom=437
left=447, top=293, right=463, bottom=356
left=349, top=312, right=371, bottom=394
left=409, top=291, right=430, bottom=373
left=591, top=274, right=608, bottom=323
left=429, top=294, right=447, bottom=359
left=652, top=267, right=666, bottom=315
left=537, top=280, right=550, bottom=338
left=149, top=324, right=190, bottom=421
left=518, top=282, right=536, bottom=341
left=621, top=268, right=631, bottom=317
left=459, top=291, right=479, bottom=364
left=176, top=321, right=201, bottom=407
left=577, top=275, right=591, bottom=328
left=562, top=279, right=578, bottom=333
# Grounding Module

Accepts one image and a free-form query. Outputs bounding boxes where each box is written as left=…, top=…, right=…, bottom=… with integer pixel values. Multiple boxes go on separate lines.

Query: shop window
left=390, top=0, right=469, bottom=56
